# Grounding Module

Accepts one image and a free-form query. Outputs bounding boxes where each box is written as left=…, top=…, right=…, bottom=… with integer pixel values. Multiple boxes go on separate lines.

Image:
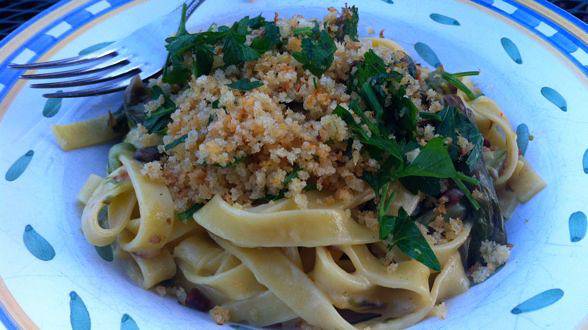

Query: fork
left=10, top=0, right=205, bottom=99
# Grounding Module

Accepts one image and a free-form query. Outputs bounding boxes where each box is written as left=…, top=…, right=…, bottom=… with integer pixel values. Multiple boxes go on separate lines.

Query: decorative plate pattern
left=0, top=0, right=586, bottom=329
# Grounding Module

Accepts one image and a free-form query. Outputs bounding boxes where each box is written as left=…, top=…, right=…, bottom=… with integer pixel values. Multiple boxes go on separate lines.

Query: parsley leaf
left=176, top=203, right=203, bottom=222
left=293, top=27, right=313, bottom=37
left=223, top=34, right=260, bottom=65
left=441, top=72, right=478, bottom=101
left=251, top=21, right=282, bottom=54
left=247, top=15, right=266, bottom=29
left=283, top=166, right=300, bottom=186
left=292, top=27, right=336, bottom=77
left=396, top=138, right=480, bottom=209
left=227, top=78, right=264, bottom=91
left=348, top=49, right=387, bottom=92
left=334, top=103, right=403, bottom=163
left=335, top=5, right=359, bottom=41
left=192, top=44, right=214, bottom=78
left=164, top=134, right=187, bottom=151
left=383, top=208, right=441, bottom=271
left=437, top=107, right=484, bottom=171
left=143, top=86, right=176, bottom=134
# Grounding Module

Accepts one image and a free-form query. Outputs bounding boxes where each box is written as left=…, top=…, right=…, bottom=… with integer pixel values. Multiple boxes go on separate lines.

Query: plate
left=0, top=0, right=586, bottom=329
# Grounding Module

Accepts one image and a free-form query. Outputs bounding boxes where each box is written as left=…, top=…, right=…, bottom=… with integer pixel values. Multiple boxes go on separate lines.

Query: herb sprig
left=292, top=25, right=337, bottom=77
left=335, top=50, right=484, bottom=270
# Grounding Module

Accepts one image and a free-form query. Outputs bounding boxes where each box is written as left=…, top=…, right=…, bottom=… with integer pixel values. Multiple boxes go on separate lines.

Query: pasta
left=65, top=6, right=545, bottom=329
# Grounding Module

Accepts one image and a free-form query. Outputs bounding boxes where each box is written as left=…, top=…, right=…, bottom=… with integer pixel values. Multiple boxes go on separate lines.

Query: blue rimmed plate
left=0, top=0, right=586, bottom=329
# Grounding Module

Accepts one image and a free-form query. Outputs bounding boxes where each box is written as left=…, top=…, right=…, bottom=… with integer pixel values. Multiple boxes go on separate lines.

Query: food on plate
left=60, top=5, right=545, bottom=329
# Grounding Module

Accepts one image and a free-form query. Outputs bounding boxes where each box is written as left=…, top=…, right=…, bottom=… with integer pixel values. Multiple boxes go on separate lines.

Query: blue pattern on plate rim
left=42, top=93, right=63, bottom=118
left=569, top=211, right=587, bottom=243
left=414, top=42, right=442, bottom=68
left=0, top=0, right=586, bottom=328
left=70, top=291, right=91, bottom=330
left=515, top=123, right=530, bottom=155
left=430, top=13, right=461, bottom=26
left=471, top=0, right=588, bottom=76
left=511, top=289, right=564, bottom=314
left=22, top=225, right=56, bottom=261
left=5, top=150, right=34, bottom=182
left=541, top=87, right=567, bottom=112
left=121, top=313, right=140, bottom=330
left=500, top=37, right=522, bottom=64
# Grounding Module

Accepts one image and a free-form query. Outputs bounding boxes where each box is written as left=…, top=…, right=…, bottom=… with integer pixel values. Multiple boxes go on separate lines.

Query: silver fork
left=10, top=0, right=205, bottom=98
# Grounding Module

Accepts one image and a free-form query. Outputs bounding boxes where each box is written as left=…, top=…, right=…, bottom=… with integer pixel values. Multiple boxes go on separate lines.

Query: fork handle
left=185, top=0, right=207, bottom=18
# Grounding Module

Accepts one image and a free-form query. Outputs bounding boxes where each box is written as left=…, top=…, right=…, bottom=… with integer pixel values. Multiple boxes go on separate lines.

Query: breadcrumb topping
left=140, top=11, right=443, bottom=210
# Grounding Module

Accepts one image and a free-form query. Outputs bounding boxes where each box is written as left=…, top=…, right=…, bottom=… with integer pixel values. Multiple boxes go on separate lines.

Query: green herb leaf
left=437, top=107, right=483, bottom=171
left=293, top=27, right=313, bottom=37
left=386, top=208, right=441, bottom=271
left=176, top=203, right=204, bottom=222
left=283, top=166, right=300, bottom=186
left=192, top=44, right=214, bottom=78
left=164, top=134, right=188, bottom=151
left=441, top=72, right=478, bottom=101
left=247, top=15, right=266, bottom=29
left=211, top=100, right=220, bottom=108
left=335, top=5, right=359, bottom=41
left=143, top=87, right=177, bottom=134
left=227, top=78, right=264, bottom=91
left=223, top=34, right=260, bottom=66
left=398, top=138, right=457, bottom=178
left=396, top=138, right=480, bottom=209
left=420, top=112, right=442, bottom=122
left=292, top=27, right=336, bottom=77
left=251, top=21, right=282, bottom=54
left=349, top=49, right=387, bottom=92
left=143, top=107, right=175, bottom=134
left=451, top=70, right=480, bottom=77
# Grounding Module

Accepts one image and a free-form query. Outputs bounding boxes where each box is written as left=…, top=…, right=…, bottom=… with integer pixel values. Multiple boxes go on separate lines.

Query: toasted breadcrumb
left=210, top=306, right=231, bottom=325
left=432, top=302, right=447, bottom=319
left=470, top=240, right=511, bottom=283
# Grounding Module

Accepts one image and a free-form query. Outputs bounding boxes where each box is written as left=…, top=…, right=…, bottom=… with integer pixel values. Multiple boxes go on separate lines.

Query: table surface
left=0, top=0, right=586, bottom=40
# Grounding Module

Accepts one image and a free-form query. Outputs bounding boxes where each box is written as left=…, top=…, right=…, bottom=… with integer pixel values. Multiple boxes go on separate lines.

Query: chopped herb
left=451, top=70, right=480, bottom=77
left=247, top=15, right=266, bottom=29
left=251, top=21, right=282, bottom=54
left=142, top=86, right=176, bottom=134
left=211, top=100, right=220, bottom=108
left=335, top=5, right=359, bottom=41
left=420, top=112, right=442, bottom=122
left=207, top=111, right=217, bottom=125
left=348, top=49, right=388, bottom=92
left=176, top=203, right=204, bottom=222
left=312, top=77, right=318, bottom=89
left=292, top=26, right=336, bottom=77
left=227, top=78, right=264, bottom=91
left=436, top=106, right=484, bottom=171
left=395, top=138, right=480, bottom=206
left=304, top=182, right=317, bottom=191
left=334, top=103, right=403, bottom=163
left=192, top=44, right=214, bottom=78
left=361, top=82, right=384, bottom=121
left=382, top=208, right=441, bottom=271
left=293, top=27, right=313, bottom=37
left=164, top=134, right=188, bottom=151
left=283, top=166, right=300, bottom=186
left=441, top=72, right=478, bottom=101
left=143, top=107, right=174, bottom=134
left=223, top=34, right=260, bottom=65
